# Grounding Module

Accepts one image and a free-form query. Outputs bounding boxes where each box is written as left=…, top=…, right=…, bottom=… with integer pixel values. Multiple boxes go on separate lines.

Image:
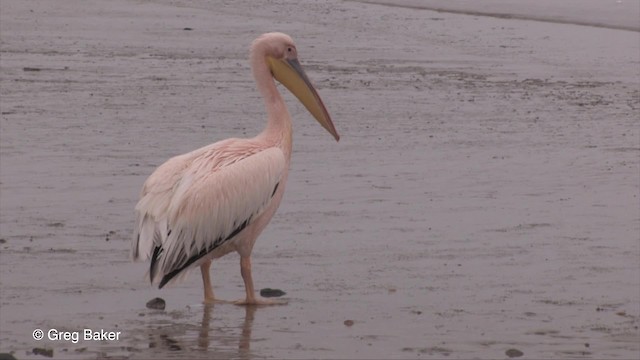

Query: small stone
left=260, top=288, right=286, bottom=298
left=343, top=319, right=354, bottom=327
left=505, top=348, right=524, bottom=358
left=146, top=297, right=166, bottom=310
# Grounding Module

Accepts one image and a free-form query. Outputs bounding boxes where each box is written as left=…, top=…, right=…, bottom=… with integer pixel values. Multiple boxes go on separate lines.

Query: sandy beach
left=1, top=0, right=638, bottom=359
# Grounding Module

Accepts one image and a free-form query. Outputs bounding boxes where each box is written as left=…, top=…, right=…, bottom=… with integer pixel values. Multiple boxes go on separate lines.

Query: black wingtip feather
left=133, top=234, right=140, bottom=259
left=154, top=216, right=254, bottom=289
left=149, top=246, right=163, bottom=284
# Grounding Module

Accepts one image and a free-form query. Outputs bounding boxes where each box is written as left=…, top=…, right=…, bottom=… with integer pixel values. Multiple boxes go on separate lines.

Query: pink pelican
left=131, top=32, right=339, bottom=305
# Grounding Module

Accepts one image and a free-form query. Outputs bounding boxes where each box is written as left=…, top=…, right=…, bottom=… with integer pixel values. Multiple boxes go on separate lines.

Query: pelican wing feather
left=132, top=140, right=285, bottom=286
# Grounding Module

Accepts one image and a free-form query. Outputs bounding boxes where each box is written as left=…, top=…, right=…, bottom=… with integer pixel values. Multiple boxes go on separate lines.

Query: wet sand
left=359, top=0, right=640, bottom=31
left=1, top=0, right=639, bottom=359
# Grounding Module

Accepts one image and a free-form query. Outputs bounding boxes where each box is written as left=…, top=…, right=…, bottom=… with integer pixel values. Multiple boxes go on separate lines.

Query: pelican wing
left=132, top=141, right=285, bottom=287
left=132, top=151, right=195, bottom=261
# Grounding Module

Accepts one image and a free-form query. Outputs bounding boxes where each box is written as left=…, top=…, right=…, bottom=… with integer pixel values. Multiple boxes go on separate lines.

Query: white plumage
left=131, top=32, right=338, bottom=305
left=133, top=139, right=285, bottom=283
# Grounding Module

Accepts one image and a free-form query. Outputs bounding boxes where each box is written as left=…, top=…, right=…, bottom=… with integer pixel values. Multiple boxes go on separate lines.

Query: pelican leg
left=234, top=256, right=286, bottom=306
left=200, top=260, right=216, bottom=304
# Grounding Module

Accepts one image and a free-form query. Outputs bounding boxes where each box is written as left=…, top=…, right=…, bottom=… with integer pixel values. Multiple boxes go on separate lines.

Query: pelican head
left=252, top=32, right=339, bottom=141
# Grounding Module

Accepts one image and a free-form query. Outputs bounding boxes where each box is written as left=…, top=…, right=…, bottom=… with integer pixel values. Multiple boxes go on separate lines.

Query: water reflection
left=146, top=304, right=258, bottom=358
left=198, top=303, right=257, bottom=355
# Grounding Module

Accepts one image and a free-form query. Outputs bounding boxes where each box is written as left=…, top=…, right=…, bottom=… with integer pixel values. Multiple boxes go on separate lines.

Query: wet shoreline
left=1, top=0, right=638, bottom=358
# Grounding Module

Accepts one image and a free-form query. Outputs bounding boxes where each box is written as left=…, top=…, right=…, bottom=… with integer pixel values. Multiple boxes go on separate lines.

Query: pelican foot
left=233, top=297, right=288, bottom=306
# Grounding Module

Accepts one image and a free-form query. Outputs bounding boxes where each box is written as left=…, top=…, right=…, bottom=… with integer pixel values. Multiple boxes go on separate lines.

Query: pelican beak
left=268, top=56, right=339, bottom=141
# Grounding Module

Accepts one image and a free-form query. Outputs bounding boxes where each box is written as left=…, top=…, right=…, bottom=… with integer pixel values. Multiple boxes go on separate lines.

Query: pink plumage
left=132, top=32, right=338, bottom=305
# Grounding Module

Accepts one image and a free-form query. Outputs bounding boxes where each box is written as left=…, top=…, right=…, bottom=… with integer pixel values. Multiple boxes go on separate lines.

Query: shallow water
left=1, top=0, right=639, bottom=359
left=358, top=0, right=640, bottom=31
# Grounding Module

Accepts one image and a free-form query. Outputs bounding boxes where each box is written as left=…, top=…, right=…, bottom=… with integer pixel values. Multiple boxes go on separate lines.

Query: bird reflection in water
left=198, top=304, right=257, bottom=354
left=146, top=304, right=258, bottom=357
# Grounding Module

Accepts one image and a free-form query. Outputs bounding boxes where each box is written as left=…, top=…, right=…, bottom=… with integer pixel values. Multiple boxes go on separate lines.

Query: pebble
left=505, top=348, right=524, bottom=358
left=146, top=297, right=166, bottom=310
left=343, top=320, right=354, bottom=327
left=260, top=288, right=286, bottom=298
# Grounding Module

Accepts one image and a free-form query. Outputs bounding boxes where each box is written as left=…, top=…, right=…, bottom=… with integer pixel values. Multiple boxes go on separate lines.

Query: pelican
left=131, top=32, right=339, bottom=305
